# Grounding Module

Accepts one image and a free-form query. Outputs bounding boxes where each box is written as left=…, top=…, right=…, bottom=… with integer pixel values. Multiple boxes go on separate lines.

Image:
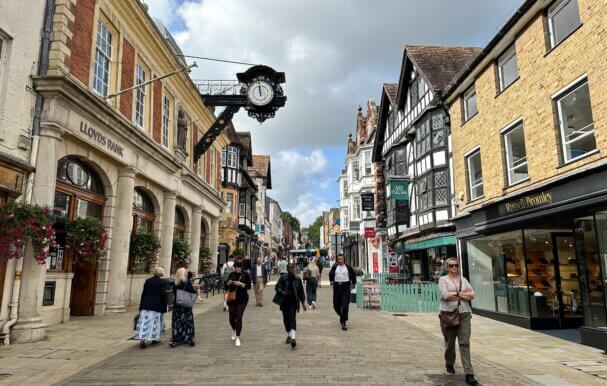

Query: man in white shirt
left=328, top=254, right=356, bottom=331
left=277, top=257, right=288, bottom=276
left=251, top=257, right=268, bottom=306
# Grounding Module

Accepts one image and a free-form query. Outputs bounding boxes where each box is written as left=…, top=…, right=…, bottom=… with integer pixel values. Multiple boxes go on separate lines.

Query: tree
left=302, top=215, right=323, bottom=248
left=281, top=211, right=300, bottom=232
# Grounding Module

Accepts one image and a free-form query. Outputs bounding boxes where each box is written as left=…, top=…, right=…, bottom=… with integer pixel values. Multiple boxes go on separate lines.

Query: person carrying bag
left=438, top=258, right=478, bottom=386
left=169, top=268, right=197, bottom=348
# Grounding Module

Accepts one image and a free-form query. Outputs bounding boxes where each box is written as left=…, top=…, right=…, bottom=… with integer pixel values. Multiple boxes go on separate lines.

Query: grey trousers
left=441, top=312, right=474, bottom=375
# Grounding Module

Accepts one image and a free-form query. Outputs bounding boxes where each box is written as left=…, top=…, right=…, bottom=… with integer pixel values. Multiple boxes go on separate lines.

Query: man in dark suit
left=329, top=254, right=357, bottom=331
left=251, top=257, right=268, bottom=306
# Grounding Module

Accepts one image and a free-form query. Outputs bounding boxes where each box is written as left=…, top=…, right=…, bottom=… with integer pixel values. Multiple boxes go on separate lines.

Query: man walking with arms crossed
left=251, top=257, right=268, bottom=306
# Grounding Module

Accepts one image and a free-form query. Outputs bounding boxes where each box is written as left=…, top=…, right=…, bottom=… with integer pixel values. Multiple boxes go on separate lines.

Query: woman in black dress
left=169, top=267, right=197, bottom=347
left=225, top=261, right=251, bottom=347
left=276, top=263, right=306, bottom=348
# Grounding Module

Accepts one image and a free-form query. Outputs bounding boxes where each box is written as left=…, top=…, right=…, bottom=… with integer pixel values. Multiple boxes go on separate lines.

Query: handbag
left=175, top=288, right=198, bottom=308
left=226, top=274, right=242, bottom=303
left=272, top=291, right=284, bottom=305
left=439, top=277, right=462, bottom=328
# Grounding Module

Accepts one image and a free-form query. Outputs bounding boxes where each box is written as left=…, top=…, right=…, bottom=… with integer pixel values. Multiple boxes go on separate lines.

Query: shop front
left=395, top=234, right=457, bottom=283
left=456, top=165, right=607, bottom=349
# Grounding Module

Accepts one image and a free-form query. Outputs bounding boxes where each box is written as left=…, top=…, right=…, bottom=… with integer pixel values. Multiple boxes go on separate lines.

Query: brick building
left=4, top=0, right=228, bottom=344
left=445, top=0, right=607, bottom=348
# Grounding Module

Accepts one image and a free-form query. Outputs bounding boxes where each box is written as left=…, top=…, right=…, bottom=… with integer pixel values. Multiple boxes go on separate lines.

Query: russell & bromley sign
left=504, top=192, right=553, bottom=214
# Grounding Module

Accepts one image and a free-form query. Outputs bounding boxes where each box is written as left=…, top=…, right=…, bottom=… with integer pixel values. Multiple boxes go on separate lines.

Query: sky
left=144, top=0, right=523, bottom=226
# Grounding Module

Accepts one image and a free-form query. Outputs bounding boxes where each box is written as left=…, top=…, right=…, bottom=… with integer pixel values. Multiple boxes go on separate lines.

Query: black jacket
left=242, top=258, right=252, bottom=271
left=226, top=271, right=252, bottom=305
left=329, top=264, right=357, bottom=286
left=139, top=276, right=170, bottom=313
left=250, top=264, right=268, bottom=284
left=276, top=274, right=305, bottom=311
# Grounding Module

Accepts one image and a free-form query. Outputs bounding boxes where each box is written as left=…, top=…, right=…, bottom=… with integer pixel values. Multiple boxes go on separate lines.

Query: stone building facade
left=445, top=0, right=607, bottom=348
left=4, top=0, right=227, bottom=344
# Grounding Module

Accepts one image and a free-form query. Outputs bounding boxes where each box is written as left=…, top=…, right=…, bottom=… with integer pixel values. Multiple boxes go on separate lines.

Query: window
left=342, top=179, right=348, bottom=196
left=162, top=96, right=170, bottom=147
left=497, top=45, right=519, bottom=91
left=226, top=193, right=234, bottom=214
left=352, top=160, right=360, bottom=181
left=466, top=149, right=483, bottom=200
left=394, top=147, right=407, bottom=176
left=415, top=119, right=432, bottom=157
left=353, top=196, right=361, bottom=220
left=343, top=208, right=349, bottom=229
left=228, top=147, right=238, bottom=168
left=210, top=148, right=216, bottom=185
left=363, top=151, right=372, bottom=175
left=556, top=80, right=595, bottom=162
left=134, top=64, right=146, bottom=128
left=548, top=0, right=581, bottom=49
left=463, top=85, right=477, bottom=122
left=93, top=21, right=112, bottom=96
left=503, top=122, right=528, bottom=185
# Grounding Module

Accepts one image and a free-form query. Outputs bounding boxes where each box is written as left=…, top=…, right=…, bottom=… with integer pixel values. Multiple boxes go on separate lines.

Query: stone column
left=12, top=126, right=63, bottom=342
left=158, top=191, right=177, bottom=271
left=104, top=166, right=136, bottom=315
left=210, top=217, right=219, bottom=270
left=188, top=207, right=202, bottom=274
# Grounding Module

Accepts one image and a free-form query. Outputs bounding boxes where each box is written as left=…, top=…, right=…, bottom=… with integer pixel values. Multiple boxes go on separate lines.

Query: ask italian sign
left=388, top=179, right=409, bottom=201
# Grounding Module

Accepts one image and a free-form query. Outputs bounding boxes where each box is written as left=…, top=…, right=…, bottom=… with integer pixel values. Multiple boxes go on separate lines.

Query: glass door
left=552, top=234, right=583, bottom=328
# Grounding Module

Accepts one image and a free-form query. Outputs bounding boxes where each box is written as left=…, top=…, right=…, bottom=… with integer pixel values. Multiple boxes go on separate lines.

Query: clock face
left=247, top=80, right=274, bottom=107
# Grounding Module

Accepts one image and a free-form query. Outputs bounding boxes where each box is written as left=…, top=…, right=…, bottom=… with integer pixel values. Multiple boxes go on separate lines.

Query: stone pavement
left=2, top=281, right=606, bottom=385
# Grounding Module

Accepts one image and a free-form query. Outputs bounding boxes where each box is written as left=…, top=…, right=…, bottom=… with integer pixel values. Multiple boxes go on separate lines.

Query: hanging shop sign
left=364, top=227, right=376, bottom=238
left=361, top=193, right=375, bottom=211
left=387, top=179, right=409, bottom=201
left=349, top=221, right=360, bottom=231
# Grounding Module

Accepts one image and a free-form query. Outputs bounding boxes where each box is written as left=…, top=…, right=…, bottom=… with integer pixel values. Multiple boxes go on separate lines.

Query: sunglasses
left=448, top=264, right=459, bottom=268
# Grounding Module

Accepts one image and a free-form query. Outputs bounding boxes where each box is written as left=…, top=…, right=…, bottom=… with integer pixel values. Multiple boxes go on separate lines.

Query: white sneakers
left=231, top=330, right=236, bottom=341
left=235, top=337, right=241, bottom=347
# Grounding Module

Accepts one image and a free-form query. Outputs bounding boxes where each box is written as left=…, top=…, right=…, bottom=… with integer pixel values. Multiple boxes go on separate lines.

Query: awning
left=398, top=235, right=456, bottom=253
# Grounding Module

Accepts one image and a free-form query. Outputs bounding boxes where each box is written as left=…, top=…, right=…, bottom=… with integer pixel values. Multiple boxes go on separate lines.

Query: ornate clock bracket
left=193, top=65, right=286, bottom=162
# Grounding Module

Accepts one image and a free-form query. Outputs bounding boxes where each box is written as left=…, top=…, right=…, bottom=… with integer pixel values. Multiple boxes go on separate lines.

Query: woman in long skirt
left=169, top=267, right=197, bottom=347
left=135, top=266, right=169, bottom=349
left=304, top=258, right=320, bottom=308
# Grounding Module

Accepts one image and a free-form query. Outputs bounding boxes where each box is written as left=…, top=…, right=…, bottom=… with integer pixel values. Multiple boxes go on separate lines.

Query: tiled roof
left=248, top=155, right=270, bottom=178
left=406, top=45, right=482, bottom=92
left=384, top=83, right=398, bottom=107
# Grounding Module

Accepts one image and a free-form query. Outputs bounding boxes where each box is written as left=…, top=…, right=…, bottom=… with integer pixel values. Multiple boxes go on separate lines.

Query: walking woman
left=169, top=267, right=197, bottom=347
left=329, top=254, right=356, bottom=331
left=275, top=263, right=306, bottom=348
left=438, top=257, right=478, bottom=386
left=225, top=261, right=251, bottom=347
left=303, top=258, right=320, bottom=308
left=135, top=266, right=169, bottom=349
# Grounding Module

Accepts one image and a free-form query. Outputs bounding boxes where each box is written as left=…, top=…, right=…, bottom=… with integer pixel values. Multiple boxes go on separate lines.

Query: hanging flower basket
left=64, top=217, right=107, bottom=263
left=129, top=232, right=161, bottom=273
left=172, top=238, right=191, bottom=269
left=233, top=248, right=246, bottom=259
left=0, top=201, right=56, bottom=264
left=199, top=246, right=212, bottom=274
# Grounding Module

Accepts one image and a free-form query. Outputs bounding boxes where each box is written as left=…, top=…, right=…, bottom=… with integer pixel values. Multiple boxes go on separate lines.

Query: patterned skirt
left=134, top=310, right=165, bottom=341
left=171, top=305, right=195, bottom=344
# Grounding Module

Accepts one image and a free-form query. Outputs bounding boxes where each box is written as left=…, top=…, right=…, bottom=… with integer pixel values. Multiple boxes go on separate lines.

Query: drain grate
left=392, top=313, right=408, bottom=317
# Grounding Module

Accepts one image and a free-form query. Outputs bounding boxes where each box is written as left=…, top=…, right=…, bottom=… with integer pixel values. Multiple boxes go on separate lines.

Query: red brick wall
left=119, top=39, right=135, bottom=117
left=152, top=77, right=162, bottom=143
left=192, top=124, right=199, bottom=174
left=69, top=0, right=96, bottom=85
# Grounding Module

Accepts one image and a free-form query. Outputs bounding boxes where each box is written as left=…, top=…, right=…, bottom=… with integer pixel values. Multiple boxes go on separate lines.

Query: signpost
left=387, top=179, right=409, bottom=201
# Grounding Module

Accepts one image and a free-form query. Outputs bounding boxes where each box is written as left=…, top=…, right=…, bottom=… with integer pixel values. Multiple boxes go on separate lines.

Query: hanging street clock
left=193, top=65, right=286, bottom=161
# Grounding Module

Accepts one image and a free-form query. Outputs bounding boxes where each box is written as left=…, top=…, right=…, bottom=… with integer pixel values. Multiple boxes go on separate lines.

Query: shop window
left=463, top=85, right=477, bottom=122
left=132, top=188, right=155, bottom=234
left=174, top=207, right=186, bottom=240
left=555, top=79, right=595, bottom=163
left=43, top=281, right=56, bottom=306
left=547, top=0, right=581, bottom=49
left=134, top=64, right=146, bottom=129
left=93, top=21, right=112, bottom=97
left=497, top=45, right=519, bottom=92
left=466, top=149, right=483, bottom=201
left=467, top=230, right=528, bottom=316
left=503, top=122, right=528, bottom=185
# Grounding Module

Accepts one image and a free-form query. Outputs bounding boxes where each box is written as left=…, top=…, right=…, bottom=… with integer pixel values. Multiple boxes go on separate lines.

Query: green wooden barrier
left=379, top=283, right=440, bottom=313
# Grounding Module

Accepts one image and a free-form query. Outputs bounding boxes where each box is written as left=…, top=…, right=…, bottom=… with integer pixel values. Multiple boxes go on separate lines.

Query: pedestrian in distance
left=317, top=254, right=326, bottom=288
left=169, top=267, right=197, bottom=348
left=275, top=263, right=306, bottom=348
left=263, top=256, right=272, bottom=282
left=277, top=256, right=288, bottom=276
left=251, top=257, right=268, bottom=306
left=221, top=255, right=236, bottom=311
left=134, top=266, right=169, bottom=349
left=242, top=255, right=252, bottom=275
left=329, top=254, right=356, bottom=331
left=438, top=257, right=478, bottom=386
left=225, top=261, right=252, bottom=347
left=303, top=258, right=320, bottom=309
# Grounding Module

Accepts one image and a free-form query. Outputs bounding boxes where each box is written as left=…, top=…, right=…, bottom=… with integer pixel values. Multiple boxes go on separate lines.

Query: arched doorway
left=51, top=157, right=106, bottom=316
left=171, top=207, right=187, bottom=273
left=198, top=220, right=208, bottom=274
left=130, top=188, right=156, bottom=273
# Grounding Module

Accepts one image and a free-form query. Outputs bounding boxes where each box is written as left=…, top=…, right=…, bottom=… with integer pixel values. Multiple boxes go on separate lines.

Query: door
left=70, top=259, right=98, bottom=316
left=552, top=233, right=583, bottom=328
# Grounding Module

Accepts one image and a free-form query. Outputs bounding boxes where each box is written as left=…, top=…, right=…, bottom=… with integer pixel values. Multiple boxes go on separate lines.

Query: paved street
left=58, top=284, right=533, bottom=385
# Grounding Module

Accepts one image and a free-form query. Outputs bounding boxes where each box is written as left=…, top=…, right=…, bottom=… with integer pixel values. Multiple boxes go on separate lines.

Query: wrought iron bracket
left=193, top=105, right=241, bottom=162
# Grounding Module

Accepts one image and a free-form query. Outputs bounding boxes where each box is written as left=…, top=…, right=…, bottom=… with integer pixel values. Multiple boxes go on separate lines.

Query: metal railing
left=195, top=80, right=243, bottom=96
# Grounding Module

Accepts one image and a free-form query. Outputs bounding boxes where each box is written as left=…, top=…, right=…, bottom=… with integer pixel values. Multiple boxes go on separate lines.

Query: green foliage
left=232, top=248, right=246, bottom=258
left=172, top=238, right=191, bottom=268
left=281, top=211, right=301, bottom=232
left=65, top=217, right=107, bottom=263
left=198, top=246, right=213, bottom=274
left=302, top=215, right=323, bottom=249
left=129, top=232, right=161, bottom=273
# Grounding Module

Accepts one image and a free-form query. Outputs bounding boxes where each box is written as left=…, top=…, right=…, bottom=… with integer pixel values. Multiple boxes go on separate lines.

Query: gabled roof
left=373, top=83, right=398, bottom=162
left=384, top=83, right=398, bottom=107
left=248, top=155, right=272, bottom=189
left=396, top=45, right=482, bottom=108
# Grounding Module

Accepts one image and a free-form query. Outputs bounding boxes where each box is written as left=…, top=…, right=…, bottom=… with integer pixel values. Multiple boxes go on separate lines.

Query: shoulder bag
left=439, top=277, right=462, bottom=328
left=175, top=282, right=198, bottom=308
left=226, top=274, right=242, bottom=303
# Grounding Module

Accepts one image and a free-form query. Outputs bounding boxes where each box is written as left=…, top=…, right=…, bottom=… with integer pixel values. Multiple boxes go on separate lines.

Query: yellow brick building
left=445, top=0, right=607, bottom=348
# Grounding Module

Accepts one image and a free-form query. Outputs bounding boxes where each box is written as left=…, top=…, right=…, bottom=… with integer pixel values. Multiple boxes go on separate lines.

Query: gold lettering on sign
left=505, top=192, right=553, bottom=214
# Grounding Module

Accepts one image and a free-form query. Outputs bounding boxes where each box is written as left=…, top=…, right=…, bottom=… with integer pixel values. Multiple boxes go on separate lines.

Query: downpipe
left=0, top=258, right=23, bottom=345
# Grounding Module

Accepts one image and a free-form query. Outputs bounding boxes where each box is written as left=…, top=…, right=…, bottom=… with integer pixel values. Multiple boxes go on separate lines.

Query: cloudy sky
left=145, top=0, right=523, bottom=226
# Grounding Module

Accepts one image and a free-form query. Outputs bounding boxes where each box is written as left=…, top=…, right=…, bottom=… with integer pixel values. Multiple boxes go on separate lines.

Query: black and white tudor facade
left=373, top=45, right=481, bottom=282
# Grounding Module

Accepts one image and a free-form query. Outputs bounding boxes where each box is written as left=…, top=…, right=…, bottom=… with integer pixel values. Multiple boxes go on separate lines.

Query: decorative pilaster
left=158, top=191, right=177, bottom=270
left=104, top=166, right=137, bottom=315
left=210, top=217, right=219, bottom=270
left=188, top=207, right=202, bottom=274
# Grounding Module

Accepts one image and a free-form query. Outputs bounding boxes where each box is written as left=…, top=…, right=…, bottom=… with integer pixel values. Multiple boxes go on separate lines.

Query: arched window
left=132, top=188, right=155, bottom=234
left=174, top=207, right=186, bottom=240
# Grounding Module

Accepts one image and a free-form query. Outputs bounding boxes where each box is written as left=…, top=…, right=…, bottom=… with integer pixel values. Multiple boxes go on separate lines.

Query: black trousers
left=333, top=282, right=351, bottom=323
left=281, top=301, right=298, bottom=332
left=228, top=303, right=247, bottom=336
